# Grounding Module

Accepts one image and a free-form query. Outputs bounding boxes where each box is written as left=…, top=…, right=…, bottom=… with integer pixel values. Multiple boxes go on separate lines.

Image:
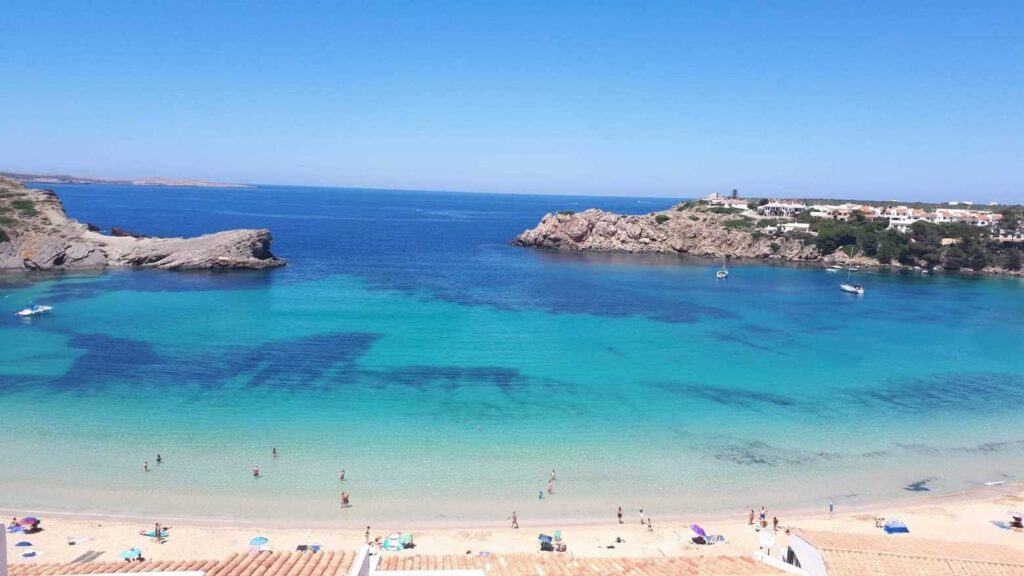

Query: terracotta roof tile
left=793, top=529, right=1024, bottom=576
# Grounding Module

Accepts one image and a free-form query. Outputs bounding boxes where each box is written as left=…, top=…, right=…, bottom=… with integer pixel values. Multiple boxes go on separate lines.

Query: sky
left=2, top=1, right=1023, bottom=201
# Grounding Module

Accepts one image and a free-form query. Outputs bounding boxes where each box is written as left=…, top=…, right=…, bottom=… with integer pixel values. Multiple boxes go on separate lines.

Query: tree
left=942, top=246, right=966, bottom=271
left=1005, top=248, right=1022, bottom=270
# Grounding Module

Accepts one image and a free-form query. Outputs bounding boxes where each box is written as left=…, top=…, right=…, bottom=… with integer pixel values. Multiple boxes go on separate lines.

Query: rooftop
left=7, top=550, right=780, bottom=576
left=793, top=529, right=1024, bottom=576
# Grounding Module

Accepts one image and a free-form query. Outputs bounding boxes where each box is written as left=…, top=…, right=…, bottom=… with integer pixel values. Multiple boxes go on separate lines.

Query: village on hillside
left=702, top=192, right=1024, bottom=244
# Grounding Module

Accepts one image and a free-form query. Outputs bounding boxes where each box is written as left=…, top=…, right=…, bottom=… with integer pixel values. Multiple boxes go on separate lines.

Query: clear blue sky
left=3, top=1, right=1022, bottom=201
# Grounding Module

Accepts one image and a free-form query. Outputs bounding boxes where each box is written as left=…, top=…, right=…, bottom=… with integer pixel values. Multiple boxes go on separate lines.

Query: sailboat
left=839, top=268, right=864, bottom=295
left=716, top=257, right=729, bottom=279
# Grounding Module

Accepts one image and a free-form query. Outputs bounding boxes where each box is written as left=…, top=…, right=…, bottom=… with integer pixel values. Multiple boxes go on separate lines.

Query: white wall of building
left=787, top=534, right=827, bottom=576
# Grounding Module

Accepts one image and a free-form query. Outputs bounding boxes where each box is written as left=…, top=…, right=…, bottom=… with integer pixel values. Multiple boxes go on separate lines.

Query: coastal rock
left=512, top=206, right=819, bottom=261
left=0, top=176, right=285, bottom=271
left=110, top=226, right=149, bottom=238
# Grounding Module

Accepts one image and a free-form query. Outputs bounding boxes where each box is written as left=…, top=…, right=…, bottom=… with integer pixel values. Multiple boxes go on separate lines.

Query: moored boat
left=716, top=256, right=729, bottom=279
left=840, top=282, right=864, bottom=295
left=14, top=303, right=53, bottom=316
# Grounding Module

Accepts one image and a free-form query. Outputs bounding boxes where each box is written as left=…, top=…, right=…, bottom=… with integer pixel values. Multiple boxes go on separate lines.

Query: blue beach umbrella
left=15, top=541, right=32, bottom=547
left=249, top=536, right=269, bottom=546
left=120, top=548, right=142, bottom=560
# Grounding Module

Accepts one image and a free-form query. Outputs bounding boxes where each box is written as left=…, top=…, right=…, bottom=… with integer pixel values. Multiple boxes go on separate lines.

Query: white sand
left=5, top=485, right=1023, bottom=564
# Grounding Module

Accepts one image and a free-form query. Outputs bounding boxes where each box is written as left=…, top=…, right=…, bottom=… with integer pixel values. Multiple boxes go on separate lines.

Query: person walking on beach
left=759, top=506, right=766, bottom=524
left=253, top=465, right=260, bottom=478
left=773, top=516, right=779, bottom=531
left=617, top=507, right=623, bottom=524
left=828, top=499, right=834, bottom=518
left=547, top=480, right=554, bottom=495
left=748, top=509, right=755, bottom=525
left=511, top=511, right=519, bottom=529
left=639, top=509, right=645, bottom=526
left=365, top=526, right=370, bottom=543
left=646, top=517, right=652, bottom=532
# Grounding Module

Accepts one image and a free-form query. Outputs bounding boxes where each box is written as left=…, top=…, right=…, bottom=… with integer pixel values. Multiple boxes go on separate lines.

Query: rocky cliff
left=0, top=176, right=284, bottom=271
left=512, top=205, right=819, bottom=261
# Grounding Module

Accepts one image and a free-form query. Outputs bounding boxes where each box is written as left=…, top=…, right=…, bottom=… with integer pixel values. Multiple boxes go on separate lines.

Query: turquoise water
left=1, top=184, right=1022, bottom=525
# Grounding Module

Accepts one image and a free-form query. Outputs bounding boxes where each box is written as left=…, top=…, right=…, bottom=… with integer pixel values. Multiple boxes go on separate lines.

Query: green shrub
left=723, top=218, right=752, bottom=230
left=1004, top=249, right=1022, bottom=270
left=557, top=210, right=575, bottom=216
left=688, top=214, right=700, bottom=221
left=709, top=207, right=743, bottom=215
left=0, top=228, right=7, bottom=243
left=654, top=214, right=670, bottom=224
left=11, top=199, right=36, bottom=216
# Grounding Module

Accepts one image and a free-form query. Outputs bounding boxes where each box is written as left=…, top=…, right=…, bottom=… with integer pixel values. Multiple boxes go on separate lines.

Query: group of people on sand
left=748, top=506, right=780, bottom=531
left=138, top=522, right=169, bottom=543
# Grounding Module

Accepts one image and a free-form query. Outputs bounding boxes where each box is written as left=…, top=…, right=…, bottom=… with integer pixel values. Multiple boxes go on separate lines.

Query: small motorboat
left=716, top=256, right=729, bottom=279
left=825, top=266, right=843, bottom=272
left=846, top=266, right=860, bottom=272
left=840, top=283, right=864, bottom=295
left=14, top=303, right=53, bottom=317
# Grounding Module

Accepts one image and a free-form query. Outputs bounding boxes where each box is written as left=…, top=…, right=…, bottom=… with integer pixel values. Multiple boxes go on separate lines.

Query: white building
left=758, top=201, right=808, bottom=219
left=780, top=223, right=811, bottom=234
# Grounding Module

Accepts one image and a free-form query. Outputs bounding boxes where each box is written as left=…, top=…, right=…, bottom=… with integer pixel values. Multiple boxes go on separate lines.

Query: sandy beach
left=5, top=485, right=1023, bottom=565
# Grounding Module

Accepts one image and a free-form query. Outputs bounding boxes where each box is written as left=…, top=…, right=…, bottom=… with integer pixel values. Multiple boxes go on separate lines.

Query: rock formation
left=512, top=205, right=819, bottom=261
left=0, top=176, right=284, bottom=271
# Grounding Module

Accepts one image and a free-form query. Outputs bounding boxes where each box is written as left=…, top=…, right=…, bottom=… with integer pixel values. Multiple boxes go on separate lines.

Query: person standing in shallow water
left=253, top=465, right=260, bottom=478
left=156, top=454, right=162, bottom=464
left=511, top=511, right=519, bottom=529
left=748, top=509, right=755, bottom=525
left=272, top=448, right=277, bottom=458
left=143, top=461, right=149, bottom=472
left=617, top=507, right=623, bottom=524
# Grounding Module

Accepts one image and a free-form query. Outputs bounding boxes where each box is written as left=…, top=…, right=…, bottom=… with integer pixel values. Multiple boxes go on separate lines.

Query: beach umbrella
left=18, top=517, right=39, bottom=526
left=119, top=548, right=142, bottom=560
left=249, top=536, right=269, bottom=546
left=15, top=541, right=32, bottom=547
left=690, top=524, right=706, bottom=537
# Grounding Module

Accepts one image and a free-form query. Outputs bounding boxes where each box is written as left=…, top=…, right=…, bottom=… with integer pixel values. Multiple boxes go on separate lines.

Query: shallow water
left=1, top=184, right=1022, bottom=524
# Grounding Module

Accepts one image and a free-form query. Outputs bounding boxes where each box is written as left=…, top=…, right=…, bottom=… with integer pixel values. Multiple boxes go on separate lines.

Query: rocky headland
left=512, top=202, right=1024, bottom=276
left=0, top=176, right=284, bottom=271
left=513, top=205, right=820, bottom=261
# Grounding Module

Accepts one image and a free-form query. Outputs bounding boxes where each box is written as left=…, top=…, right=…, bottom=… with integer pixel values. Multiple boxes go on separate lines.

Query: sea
left=1, top=183, right=1022, bottom=526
